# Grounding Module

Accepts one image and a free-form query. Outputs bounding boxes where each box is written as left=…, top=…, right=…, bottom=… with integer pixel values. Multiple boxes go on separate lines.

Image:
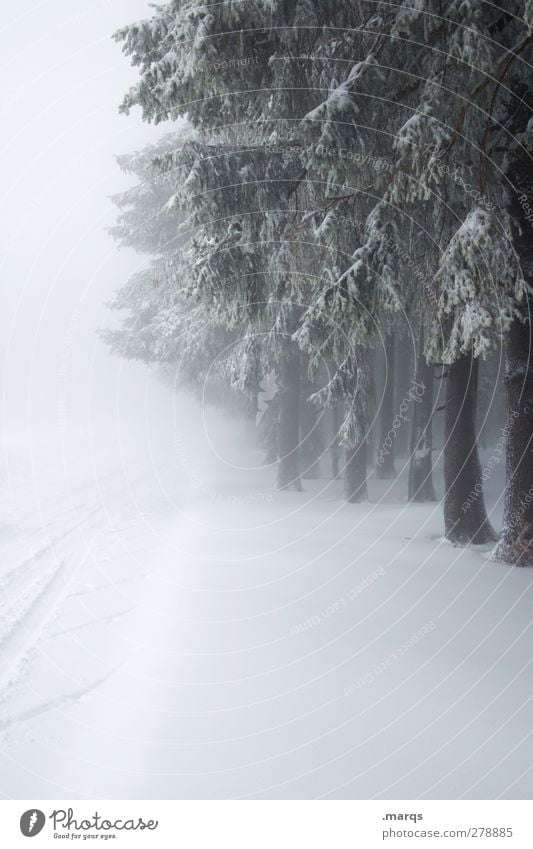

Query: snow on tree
left=296, top=1, right=533, bottom=545
left=112, top=0, right=533, bottom=555
left=429, top=207, right=525, bottom=364
left=102, top=135, right=255, bottom=413
left=112, top=0, right=357, bottom=490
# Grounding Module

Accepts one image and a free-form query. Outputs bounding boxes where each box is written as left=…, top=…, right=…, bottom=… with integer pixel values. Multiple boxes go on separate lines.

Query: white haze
left=1, top=1, right=533, bottom=803
left=0, top=0, right=182, bottom=454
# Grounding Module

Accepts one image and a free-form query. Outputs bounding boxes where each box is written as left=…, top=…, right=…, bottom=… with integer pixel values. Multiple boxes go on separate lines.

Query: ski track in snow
left=0, top=464, right=171, bottom=728
left=0, top=450, right=532, bottom=800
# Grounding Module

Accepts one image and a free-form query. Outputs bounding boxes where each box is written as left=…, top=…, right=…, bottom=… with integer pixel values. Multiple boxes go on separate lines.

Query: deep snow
left=0, top=411, right=532, bottom=800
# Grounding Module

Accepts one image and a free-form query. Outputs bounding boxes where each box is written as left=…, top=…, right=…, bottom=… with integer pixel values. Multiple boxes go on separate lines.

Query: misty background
left=0, top=0, right=531, bottom=802
left=0, top=0, right=177, bottom=452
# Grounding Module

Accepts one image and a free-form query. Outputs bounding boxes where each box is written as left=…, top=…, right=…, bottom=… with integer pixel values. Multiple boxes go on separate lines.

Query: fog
left=0, top=0, right=255, bottom=553
left=1, top=1, right=532, bottom=804
left=0, top=0, right=172, bottom=439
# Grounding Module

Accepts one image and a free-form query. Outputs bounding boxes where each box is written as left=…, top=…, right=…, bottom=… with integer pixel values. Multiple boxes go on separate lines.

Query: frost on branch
left=429, top=208, right=526, bottom=363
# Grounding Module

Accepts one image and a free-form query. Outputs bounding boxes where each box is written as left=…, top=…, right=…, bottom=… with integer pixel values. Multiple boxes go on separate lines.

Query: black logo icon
left=20, top=810, right=46, bottom=837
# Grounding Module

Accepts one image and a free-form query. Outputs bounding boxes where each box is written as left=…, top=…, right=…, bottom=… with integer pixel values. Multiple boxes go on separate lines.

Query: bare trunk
left=494, top=304, right=533, bottom=564
left=395, top=333, right=412, bottom=458
left=277, top=346, right=302, bottom=491
left=258, top=394, right=279, bottom=464
left=301, top=373, right=323, bottom=479
left=444, top=353, right=496, bottom=544
left=376, top=333, right=397, bottom=479
left=243, top=392, right=258, bottom=442
left=345, top=442, right=368, bottom=503
left=493, top=121, right=533, bottom=565
left=408, top=332, right=436, bottom=502
left=331, top=402, right=342, bottom=479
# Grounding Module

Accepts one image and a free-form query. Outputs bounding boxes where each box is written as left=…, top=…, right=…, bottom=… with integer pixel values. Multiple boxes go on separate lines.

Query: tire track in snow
left=0, top=540, right=97, bottom=697
left=0, top=667, right=121, bottom=735
left=0, top=468, right=182, bottom=729
left=45, top=606, right=136, bottom=640
left=0, top=507, right=102, bottom=586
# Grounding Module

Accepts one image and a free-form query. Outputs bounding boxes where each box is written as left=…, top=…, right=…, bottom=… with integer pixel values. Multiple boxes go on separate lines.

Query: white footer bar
left=3, top=800, right=532, bottom=847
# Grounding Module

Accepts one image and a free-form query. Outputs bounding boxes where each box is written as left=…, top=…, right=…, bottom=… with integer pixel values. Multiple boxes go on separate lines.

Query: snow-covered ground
left=0, top=411, right=532, bottom=800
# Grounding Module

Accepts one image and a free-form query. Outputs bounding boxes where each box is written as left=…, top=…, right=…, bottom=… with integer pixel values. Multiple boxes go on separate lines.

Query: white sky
left=0, top=0, right=173, bottom=435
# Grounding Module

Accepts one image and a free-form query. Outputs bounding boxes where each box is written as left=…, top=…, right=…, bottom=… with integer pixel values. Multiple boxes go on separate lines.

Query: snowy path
left=0, top=445, right=532, bottom=800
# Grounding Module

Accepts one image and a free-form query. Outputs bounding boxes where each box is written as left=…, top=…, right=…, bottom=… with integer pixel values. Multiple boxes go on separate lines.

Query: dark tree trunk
left=493, top=118, right=533, bottom=565
left=331, top=402, right=343, bottom=479
left=300, top=373, right=323, bottom=479
left=444, top=352, right=496, bottom=544
left=301, top=404, right=322, bottom=478
left=258, top=394, right=280, bottom=464
left=277, top=346, right=302, bottom=491
left=408, top=332, right=436, bottom=502
left=243, top=392, right=258, bottom=442
left=494, top=304, right=533, bottom=565
left=345, top=441, right=368, bottom=503
left=376, top=333, right=397, bottom=479
left=395, top=333, right=412, bottom=458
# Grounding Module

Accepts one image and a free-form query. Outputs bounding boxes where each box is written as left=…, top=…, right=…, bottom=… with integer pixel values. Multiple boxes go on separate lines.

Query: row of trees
left=105, top=0, right=533, bottom=566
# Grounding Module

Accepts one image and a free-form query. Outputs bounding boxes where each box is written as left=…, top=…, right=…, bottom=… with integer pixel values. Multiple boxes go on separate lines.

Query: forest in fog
left=104, top=0, right=533, bottom=565
left=2, top=0, right=533, bottom=803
